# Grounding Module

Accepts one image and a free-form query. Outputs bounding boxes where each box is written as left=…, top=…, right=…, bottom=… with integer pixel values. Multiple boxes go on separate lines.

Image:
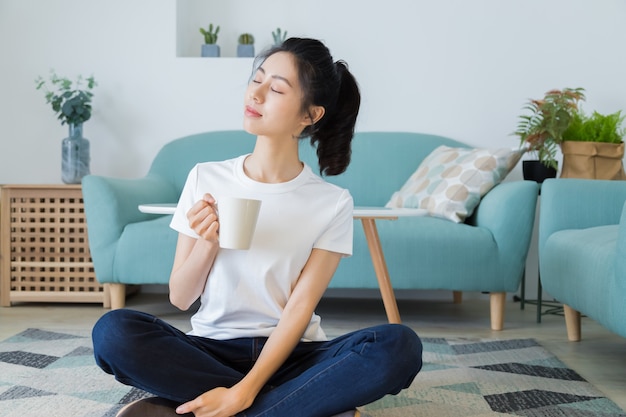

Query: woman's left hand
left=176, top=386, right=253, bottom=417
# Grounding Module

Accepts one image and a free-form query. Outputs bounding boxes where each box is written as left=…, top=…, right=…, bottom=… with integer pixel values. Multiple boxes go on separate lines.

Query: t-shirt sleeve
left=314, top=189, right=354, bottom=257
left=170, top=164, right=201, bottom=238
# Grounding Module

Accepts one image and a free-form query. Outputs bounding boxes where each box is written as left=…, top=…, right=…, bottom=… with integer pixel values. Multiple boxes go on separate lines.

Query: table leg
left=360, top=218, right=402, bottom=324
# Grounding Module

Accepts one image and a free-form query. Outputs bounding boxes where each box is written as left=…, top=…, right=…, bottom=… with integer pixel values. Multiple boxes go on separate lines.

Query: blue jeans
left=92, top=309, right=422, bottom=417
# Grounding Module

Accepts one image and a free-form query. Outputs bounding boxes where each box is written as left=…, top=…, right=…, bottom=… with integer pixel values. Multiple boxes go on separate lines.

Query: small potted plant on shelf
left=237, top=33, right=255, bottom=57
left=272, top=27, right=287, bottom=46
left=513, top=87, right=585, bottom=182
left=560, top=109, right=626, bottom=179
left=199, top=23, right=220, bottom=57
left=35, top=70, right=97, bottom=184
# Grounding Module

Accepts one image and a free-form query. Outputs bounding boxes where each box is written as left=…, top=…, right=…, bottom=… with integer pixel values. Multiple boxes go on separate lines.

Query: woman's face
left=243, top=52, right=322, bottom=139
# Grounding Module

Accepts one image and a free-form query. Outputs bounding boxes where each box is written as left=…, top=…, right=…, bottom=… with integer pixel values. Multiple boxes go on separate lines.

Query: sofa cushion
left=386, top=146, right=522, bottom=222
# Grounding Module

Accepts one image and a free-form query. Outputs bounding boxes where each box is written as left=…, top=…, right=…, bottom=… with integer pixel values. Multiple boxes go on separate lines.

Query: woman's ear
left=304, top=105, right=325, bottom=126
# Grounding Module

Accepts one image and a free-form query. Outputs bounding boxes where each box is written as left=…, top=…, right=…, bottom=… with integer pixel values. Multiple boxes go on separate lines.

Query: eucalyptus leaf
left=35, top=70, right=97, bottom=126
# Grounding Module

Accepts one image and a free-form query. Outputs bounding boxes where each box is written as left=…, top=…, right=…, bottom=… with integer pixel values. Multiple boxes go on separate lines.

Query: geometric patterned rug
left=363, top=337, right=626, bottom=417
left=1, top=329, right=624, bottom=417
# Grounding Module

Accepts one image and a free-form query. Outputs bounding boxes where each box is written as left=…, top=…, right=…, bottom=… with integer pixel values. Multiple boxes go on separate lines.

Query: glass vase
left=61, top=123, right=90, bottom=184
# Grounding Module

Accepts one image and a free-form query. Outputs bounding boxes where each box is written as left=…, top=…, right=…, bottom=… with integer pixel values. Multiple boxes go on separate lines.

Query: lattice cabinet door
left=0, top=185, right=106, bottom=306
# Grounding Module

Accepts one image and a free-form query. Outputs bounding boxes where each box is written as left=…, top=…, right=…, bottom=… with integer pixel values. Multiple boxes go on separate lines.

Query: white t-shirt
left=170, top=154, right=353, bottom=341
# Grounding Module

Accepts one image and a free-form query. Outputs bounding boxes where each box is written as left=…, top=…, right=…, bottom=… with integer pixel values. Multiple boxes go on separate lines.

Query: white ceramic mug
left=218, top=197, right=262, bottom=250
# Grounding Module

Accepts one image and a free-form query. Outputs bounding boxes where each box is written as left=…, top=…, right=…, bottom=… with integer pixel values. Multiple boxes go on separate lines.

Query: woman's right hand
left=187, top=193, right=219, bottom=243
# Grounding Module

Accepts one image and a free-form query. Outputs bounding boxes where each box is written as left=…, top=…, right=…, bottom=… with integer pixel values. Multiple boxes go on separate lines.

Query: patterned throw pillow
left=386, top=146, right=523, bottom=222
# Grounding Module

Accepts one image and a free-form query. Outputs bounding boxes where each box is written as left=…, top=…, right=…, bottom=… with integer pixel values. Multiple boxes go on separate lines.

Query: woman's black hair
left=253, top=38, right=361, bottom=176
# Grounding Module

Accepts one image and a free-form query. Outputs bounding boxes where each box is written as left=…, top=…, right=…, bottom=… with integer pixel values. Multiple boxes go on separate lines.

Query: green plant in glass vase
left=514, top=87, right=585, bottom=170
left=35, top=70, right=97, bottom=184
left=35, top=71, right=97, bottom=126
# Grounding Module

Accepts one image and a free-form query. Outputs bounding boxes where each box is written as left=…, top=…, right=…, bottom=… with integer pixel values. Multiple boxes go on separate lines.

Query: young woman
left=92, top=38, right=422, bottom=417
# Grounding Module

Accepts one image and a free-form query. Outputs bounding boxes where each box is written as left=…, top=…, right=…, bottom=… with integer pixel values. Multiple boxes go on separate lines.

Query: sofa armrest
left=82, top=174, right=179, bottom=282
left=471, top=180, right=539, bottom=264
left=616, top=201, right=626, bottom=281
left=539, top=179, right=626, bottom=254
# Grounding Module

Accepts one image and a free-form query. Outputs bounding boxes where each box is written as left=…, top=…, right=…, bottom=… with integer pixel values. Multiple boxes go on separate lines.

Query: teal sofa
left=82, top=131, right=538, bottom=329
left=539, top=179, right=626, bottom=341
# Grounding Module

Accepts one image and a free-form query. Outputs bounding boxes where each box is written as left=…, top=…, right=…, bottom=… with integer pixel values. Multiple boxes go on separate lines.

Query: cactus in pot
left=199, top=23, right=220, bottom=57
left=237, top=33, right=255, bottom=57
left=200, top=23, right=220, bottom=44
left=272, top=27, right=287, bottom=46
left=238, top=33, right=254, bottom=45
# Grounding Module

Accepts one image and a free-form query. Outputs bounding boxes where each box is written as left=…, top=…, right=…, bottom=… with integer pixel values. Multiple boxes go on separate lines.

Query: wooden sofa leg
left=453, top=291, right=462, bottom=304
left=563, top=304, right=581, bottom=342
left=490, top=292, right=506, bottom=331
left=102, top=284, right=111, bottom=309
left=109, top=283, right=127, bottom=310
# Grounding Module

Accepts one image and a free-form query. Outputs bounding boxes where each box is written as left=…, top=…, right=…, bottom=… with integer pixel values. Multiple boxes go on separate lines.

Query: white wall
left=2, top=0, right=625, bottom=184
left=2, top=0, right=625, bottom=299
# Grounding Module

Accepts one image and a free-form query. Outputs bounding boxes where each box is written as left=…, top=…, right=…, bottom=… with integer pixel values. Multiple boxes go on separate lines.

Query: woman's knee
left=93, top=309, right=138, bottom=342
left=376, top=324, right=423, bottom=384
left=392, top=323, right=421, bottom=351
left=92, top=309, right=149, bottom=366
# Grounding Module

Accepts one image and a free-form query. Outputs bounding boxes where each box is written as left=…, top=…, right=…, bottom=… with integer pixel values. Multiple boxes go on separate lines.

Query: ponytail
left=254, top=38, right=361, bottom=176
left=310, top=61, right=361, bottom=176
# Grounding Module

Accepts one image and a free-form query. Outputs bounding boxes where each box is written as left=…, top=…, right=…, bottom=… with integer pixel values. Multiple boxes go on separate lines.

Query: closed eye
left=253, top=65, right=293, bottom=92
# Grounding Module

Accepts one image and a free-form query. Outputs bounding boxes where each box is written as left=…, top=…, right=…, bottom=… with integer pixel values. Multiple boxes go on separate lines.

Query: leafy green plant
left=199, top=23, right=220, bottom=44
left=35, top=71, right=97, bottom=126
left=272, top=27, right=287, bottom=46
left=514, top=87, right=585, bottom=169
left=563, top=111, right=625, bottom=143
left=238, top=33, right=254, bottom=45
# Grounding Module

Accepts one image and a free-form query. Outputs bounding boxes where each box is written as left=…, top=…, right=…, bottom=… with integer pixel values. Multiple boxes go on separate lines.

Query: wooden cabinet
left=0, top=185, right=107, bottom=306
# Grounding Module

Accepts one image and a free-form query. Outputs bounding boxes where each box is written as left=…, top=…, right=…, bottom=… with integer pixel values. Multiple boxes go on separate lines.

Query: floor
left=1, top=291, right=625, bottom=412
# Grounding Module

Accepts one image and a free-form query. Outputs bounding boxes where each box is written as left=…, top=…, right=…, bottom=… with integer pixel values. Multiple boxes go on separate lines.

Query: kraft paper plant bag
left=560, top=141, right=626, bottom=180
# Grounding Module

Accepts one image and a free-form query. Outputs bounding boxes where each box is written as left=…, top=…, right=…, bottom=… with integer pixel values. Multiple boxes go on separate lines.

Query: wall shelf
left=176, top=0, right=289, bottom=58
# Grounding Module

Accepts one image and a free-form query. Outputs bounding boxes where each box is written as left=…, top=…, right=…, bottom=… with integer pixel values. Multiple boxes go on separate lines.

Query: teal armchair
left=539, top=179, right=626, bottom=341
left=83, top=130, right=538, bottom=330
